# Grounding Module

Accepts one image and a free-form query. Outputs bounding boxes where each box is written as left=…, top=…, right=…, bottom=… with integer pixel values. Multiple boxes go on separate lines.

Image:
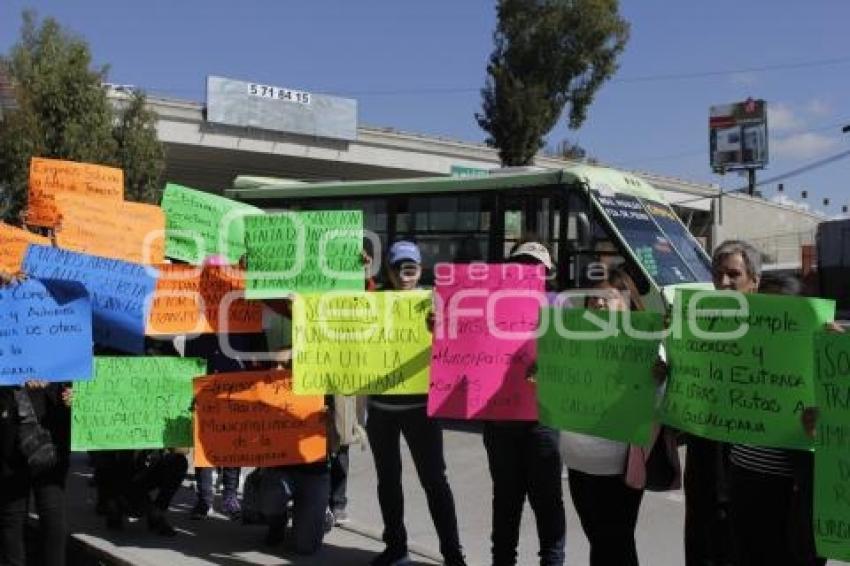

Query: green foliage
left=476, top=0, right=629, bottom=166
left=0, top=11, right=165, bottom=221
left=114, top=91, right=166, bottom=204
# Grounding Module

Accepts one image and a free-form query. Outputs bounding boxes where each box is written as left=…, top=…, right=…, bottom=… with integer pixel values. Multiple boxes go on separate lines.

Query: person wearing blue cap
left=366, top=241, right=467, bottom=566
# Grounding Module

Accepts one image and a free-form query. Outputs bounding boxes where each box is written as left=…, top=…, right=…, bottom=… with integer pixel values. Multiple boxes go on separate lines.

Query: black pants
left=0, top=474, right=66, bottom=566
left=329, top=445, right=349, bottom=511
left=483, top=422, right=565, bottom=566
left=568, top=469, right=643, bottom=566
left=684, top=437, right=734, bottom=566
left=729, top=463, right=824, bottom=566
left=130, top=452, right=188, bottom=511
left=366, top=405, right=463, bottom=563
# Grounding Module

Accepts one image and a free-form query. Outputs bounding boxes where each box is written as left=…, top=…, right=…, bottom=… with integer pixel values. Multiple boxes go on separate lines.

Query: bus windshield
left=594, top=192, right=712, bottom=286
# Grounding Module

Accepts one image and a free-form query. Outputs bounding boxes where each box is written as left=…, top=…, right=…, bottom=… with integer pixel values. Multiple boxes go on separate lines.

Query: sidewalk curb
left=338, top=521, right=443, bottom=564
left=69, top=532, right=139, bottom=566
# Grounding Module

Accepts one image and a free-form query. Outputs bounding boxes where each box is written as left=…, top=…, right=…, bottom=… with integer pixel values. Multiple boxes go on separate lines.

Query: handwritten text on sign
left=428, top=264, right=543, bottom=420
left=0, top=223, right=50, bottom=274
left=55, top=194, right=165, bottom=264
left=660, top=290, right=835, bottom=448
left=193, top=370, right=326, bottom=468
left=22, top=245, right=158, bottom=353
left=161, top=183, right=262, bottom=264
left=293, top=291, right=432, bottom=394
left=813, top=333, right=850, bottom=562
left=244, top=211, right=363, bottom=298
left=537, top=309, right=663, bottom=445
left=71, top=356, right=205, bottom=451
left=146, top=264, right=262, bottom=335
left=0, top=279, right=92, bottom=385
left=27, top=157, right=123, bottom=227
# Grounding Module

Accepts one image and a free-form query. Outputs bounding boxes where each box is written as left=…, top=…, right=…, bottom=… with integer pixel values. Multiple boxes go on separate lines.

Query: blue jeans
left=268, top=467, right=330, bottom=555
left=483, top=422, right=566, bottom=566
left=195, top=467, right=240, bottom=504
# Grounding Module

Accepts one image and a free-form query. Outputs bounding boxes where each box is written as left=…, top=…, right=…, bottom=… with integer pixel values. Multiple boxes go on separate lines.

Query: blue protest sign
left=22, top=245, right=157, bottom=353
left=0, top=278, right=93, bottom=384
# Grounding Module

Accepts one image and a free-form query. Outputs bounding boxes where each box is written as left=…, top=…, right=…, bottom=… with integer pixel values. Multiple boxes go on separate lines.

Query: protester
left=683, top=239, right=761, bottom=566
left=263, top=456, right=331, bottom=555
left=327, top=394, right=365, bottom=525
left=367, top=240, right=467, bottom=566
left=726, top=271, right=827, bottom=565
left=483, top=239, right=566, bottom=566
left=0, top=379, right=72, bottom=566
left=560, top=267, right=650, bottom=566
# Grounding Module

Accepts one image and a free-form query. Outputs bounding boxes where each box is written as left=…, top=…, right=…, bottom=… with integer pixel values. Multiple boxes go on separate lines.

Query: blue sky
left=2, top=1, right=848, bottom=214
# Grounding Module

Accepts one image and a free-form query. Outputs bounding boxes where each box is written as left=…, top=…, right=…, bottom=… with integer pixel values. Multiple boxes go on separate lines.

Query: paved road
left=346, top=426, right=686, bottom=566
left=61, top=428, right=845, bottom=565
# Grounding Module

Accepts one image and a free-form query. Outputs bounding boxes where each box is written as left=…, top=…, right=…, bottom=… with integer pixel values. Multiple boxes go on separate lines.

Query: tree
left=556, top=139, right=588, bottom=161
left=476, top=0, right=629, bottom=166
left=113, top=91, right=166, bottom=204
left=0, top=11, right=165, bottom=222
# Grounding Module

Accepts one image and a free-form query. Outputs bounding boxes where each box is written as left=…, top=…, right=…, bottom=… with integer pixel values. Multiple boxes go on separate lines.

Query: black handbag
left=13, top=389, right=58, bottom=477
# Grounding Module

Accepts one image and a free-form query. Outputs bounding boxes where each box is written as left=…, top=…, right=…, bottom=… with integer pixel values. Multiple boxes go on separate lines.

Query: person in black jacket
left=0, top=381, right=72, bottom=566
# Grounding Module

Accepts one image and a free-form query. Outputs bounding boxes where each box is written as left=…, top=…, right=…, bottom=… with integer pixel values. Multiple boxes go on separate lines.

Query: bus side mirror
left=576, top=212, right=592, bottom=250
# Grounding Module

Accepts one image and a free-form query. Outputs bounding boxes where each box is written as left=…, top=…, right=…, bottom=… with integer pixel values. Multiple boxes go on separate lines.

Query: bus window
left=396, top=194, right=494, bottom=284
left=641, top=201, right=712, bottom=282
left=564, top=191, right=650, bottom=294
left=594, top=193, right=707, bottom=285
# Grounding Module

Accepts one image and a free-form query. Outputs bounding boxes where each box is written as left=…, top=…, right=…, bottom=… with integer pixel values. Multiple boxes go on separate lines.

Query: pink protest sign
left=428, top=263, right=545, bottom=420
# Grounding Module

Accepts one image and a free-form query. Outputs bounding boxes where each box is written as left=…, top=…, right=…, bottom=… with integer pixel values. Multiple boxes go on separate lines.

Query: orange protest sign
left=27, top=157, right=124, bottom=227
left=193, top=370, right=327, bottom=468
left=54, top=195, right=165, bottom=264
left=0, top=223, right=50, bottom=274
left=146, top=264, right=263, bottom=335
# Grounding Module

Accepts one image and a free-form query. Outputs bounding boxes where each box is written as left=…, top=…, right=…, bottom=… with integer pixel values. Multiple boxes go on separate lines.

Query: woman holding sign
left=483, top=240, right=566, bottom=566
left=561, top=268, right=649, bottom=566
left=366, top=241, right=467, bottom=566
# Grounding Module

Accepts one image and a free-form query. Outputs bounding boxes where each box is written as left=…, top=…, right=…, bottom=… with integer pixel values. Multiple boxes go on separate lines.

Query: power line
left=131, top=54, right=850, bottom=99
left=612, top=55, right=850, bottom=84
left=617, top=118, right=850, bottom=166
left=671, top=147, right=850, bottom=207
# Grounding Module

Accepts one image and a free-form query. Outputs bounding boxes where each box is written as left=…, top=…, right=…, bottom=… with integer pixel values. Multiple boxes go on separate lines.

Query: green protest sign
left=536, top=308, right=663, bottom=445
left=71, top=356, right=205, bottom=450
left=813, top=332, right=850, bottom=562
left=292, top=291, right=432, bottom=394
left=161, top=183, right=262, bottom=264
left=660, top=289, right=834, bottom=449
left=244, top=211, right=363, bottom=298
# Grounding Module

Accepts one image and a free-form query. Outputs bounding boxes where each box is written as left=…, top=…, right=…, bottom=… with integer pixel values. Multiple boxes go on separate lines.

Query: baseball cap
left=388, top=241, right=422, bottom=265
left=509, top=241, right=553, bottom=270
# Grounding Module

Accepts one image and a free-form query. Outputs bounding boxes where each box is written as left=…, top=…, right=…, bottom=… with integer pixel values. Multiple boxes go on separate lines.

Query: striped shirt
left=729, top=443, right=795, bottom=477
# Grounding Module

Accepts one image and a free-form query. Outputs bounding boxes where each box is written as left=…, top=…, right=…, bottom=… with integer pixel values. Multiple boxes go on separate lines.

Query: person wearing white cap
left=482, top=238, right=566, bottom=566
left=366, top=241, right=467, bottom=566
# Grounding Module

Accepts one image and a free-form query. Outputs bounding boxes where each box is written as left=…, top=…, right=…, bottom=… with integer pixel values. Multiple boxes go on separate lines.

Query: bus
left=225, top=164, right=713, bottom=312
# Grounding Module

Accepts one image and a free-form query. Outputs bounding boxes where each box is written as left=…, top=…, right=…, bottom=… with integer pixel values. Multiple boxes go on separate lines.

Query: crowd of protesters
left=0, top=228, right=842, bottom=566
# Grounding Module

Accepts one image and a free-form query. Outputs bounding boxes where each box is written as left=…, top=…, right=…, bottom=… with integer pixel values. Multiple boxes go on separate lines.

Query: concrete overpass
left=113, top=91, right=823, bottom=267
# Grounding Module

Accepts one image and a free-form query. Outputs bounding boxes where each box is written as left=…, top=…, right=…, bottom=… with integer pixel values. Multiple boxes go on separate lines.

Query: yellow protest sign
left=292, top=291, right=432, bottom=394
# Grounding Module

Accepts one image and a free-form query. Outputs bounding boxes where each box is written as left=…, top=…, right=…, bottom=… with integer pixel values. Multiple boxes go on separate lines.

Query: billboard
left=206, top=76, right=357, bottom=142
left=709, top=98, right=767, bottom=173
